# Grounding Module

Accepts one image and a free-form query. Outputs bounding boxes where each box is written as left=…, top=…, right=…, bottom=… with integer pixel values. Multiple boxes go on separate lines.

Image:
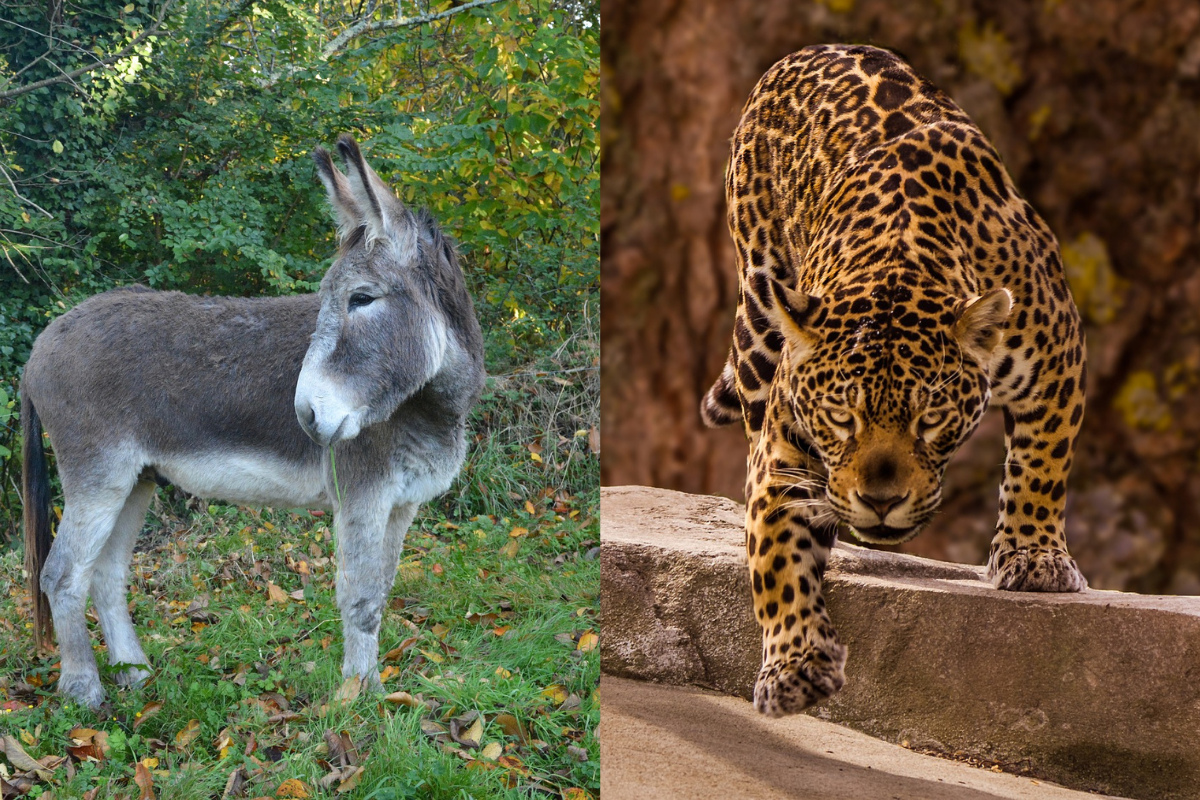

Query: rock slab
left=601, top=485, right=1200, bottom=800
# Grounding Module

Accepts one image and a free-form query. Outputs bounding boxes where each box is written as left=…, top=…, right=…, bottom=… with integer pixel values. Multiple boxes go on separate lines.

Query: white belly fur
left=154, top=452, right=330, bottom=508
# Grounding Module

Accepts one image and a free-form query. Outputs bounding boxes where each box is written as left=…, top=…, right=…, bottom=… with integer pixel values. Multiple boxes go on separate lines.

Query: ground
left=0, top=490, right=599, bottom=799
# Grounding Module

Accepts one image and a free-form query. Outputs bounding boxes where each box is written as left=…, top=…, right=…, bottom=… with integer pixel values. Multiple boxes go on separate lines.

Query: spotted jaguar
left=701, top=44, right=1087, bottom=717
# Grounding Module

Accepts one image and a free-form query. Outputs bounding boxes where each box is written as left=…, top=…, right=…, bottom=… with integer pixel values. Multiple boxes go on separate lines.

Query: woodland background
left=601, top=0, right=1200, bottom=594
left=1, top=0, right=599, bottom=528
left=0, top=2, right=599, bottom=797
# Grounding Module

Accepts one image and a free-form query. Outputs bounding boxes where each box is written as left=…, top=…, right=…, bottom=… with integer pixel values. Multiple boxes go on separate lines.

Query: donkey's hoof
left=114, top=665, right=152, bottom=688
left=58, top=674, right=107, bottom=710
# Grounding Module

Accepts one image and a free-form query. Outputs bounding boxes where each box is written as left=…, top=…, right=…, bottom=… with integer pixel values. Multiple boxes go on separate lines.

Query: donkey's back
left=23, top=286, right=326, bottom=507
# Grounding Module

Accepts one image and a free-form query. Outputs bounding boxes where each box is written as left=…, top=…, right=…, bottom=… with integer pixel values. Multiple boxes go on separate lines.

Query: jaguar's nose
left=858, top=492, right=908, bottom=520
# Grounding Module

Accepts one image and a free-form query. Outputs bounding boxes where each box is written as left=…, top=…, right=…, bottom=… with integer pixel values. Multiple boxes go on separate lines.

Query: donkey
left=21, top=135, right=485, bottom=709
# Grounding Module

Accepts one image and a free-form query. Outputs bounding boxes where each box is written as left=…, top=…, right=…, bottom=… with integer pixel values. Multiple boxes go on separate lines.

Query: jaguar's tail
left=700, top=355, right=743, bottom=427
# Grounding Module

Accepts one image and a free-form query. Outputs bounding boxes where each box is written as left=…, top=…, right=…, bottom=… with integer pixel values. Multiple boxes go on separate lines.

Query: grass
left=0, top=492, right=598, bottom=799
left=0, top=325, right=600, bottom=799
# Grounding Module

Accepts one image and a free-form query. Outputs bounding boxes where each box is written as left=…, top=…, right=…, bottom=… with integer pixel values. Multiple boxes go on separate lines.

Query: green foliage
left=0, top=0, right=599, bottom=538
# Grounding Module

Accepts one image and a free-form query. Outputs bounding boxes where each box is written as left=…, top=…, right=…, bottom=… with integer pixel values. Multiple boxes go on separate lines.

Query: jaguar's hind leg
left=42, top=480, right=136, bottom=709
left=90, top=479, right=155, bottom=688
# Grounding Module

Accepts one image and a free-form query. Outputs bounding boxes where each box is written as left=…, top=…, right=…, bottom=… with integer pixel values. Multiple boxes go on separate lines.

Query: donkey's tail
left=21, top=392, right=52, bottom=650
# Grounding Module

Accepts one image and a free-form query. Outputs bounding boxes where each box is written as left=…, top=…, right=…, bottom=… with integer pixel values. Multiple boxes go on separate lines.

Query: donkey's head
left=295, top=135, right=457, bottom=447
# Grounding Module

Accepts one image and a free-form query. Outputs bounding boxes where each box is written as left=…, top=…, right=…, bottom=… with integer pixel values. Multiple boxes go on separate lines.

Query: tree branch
left=0, top=0, right=176, bottom=102
left=321, top=0, right=508, bottom=59
left=0, top=165, right=52, bottom=219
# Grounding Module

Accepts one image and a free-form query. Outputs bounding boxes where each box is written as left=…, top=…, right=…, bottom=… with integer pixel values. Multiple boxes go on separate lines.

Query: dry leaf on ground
left=134, top=761, right=156, bottom=800
left=174, top=719, right=201, bottom=749
left=134, top=701, right=164, bottom=730
left=333, top=675, right=362, bottom=704
left=0, top=735, right=52, bottom=780
left=275, top=778, right=310, bottom=798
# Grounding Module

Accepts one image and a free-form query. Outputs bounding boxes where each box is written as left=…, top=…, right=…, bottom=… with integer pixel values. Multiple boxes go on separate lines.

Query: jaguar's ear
left=955, top=288, right=1012, bottom=366
left=766, top=280, right=822, bottom=363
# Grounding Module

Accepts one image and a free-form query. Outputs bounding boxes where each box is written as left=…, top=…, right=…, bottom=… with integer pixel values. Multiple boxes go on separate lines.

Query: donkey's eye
left=348, top=293, right=375, bottom=310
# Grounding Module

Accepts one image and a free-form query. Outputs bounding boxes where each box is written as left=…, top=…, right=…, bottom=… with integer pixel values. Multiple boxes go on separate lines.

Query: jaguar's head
left=765, top=278, right=1011, bottom=544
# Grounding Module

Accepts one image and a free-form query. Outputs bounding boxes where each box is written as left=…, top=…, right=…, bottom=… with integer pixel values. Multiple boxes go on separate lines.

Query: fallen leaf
left=499, top=539, right=520, bottom=559
left=563, top=789, right=592, bottom=800
left=323, top=730, right=347, bottom=767
left=383, top=636, right=419, bottom=662
left=418, top=649, right=445, bottom=664
left=336, top=765, right=364, bottom=793
left=275, top=778, right=310, bottom=798
left=1, top=735, right=52, bottom=780
left=267, top=584, right=288, bottom=603
left=481, top=742, right=502, bottom=761
left=587, top=427, right=600, bottom=454
left=509, top=527, right=529, bottom=538
left=540, top=684, right=568, bottom=705
left=384, top=692, right=420, bottom=708
left=492, top=713, right=527, bottom=743
left=577, top=631, right=598, bottom=652
left=175, top=719, right=201, bottom=749
left=420, top=720, right=448, bottom=738
left=134, top=761, right=156, bottom=800
left=337, top=732, right=360, bottom=767
left=566, top=745, right=589, bottom=762
left=333, top=676, right=362, bottom=704
left=494, top=666, right=512, bottom=679
left=492, top=625, right=511, bottom=636
left=222, top=767, right=247, bottom=798
left=68, top=727, right=99, bottom=743
left=215, top=728, right=234, bottom=760
left=451, top=716, right=483, bottom=749
left=524, top=500, right=536, bottom=515
left=133, top=700, right=163, bottom=731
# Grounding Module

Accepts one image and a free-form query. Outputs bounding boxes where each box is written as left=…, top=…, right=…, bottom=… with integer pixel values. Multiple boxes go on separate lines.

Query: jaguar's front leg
left=987, top=376, right=1087, bottom=592
left=745, top=423, right=846, bottom=717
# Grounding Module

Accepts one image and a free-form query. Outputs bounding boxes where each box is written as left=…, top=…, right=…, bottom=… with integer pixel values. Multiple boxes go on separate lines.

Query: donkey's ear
left=766, top=279, right=822, bottom=364
left=954, top=288, right=1012, bottom=366
left=312, top=146, right=362, bottom=242
left=335, top=134, right=414, bottom=253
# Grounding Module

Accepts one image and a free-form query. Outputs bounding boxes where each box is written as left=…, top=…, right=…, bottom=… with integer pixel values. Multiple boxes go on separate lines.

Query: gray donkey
left=21, top=135, right=485, bottom=709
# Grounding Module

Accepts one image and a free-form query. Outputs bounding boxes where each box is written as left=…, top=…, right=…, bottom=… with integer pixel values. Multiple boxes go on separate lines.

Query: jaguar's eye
left=826, top=408, right=854, bottom=427
left=348, top=292, right=375, bottom=310
left=919, top=409, right=946, bottom=429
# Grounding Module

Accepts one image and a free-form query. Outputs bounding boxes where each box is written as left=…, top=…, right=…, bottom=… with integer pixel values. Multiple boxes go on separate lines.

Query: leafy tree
left=0, top=0, right=599, bottom=537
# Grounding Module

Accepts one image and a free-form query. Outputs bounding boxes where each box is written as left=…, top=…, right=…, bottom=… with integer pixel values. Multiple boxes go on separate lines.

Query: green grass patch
left=0, top=490, right=598, bottom=799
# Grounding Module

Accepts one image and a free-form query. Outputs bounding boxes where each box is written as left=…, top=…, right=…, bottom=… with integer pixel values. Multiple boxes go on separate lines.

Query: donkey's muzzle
left=296, top=402, right=325, bottom=446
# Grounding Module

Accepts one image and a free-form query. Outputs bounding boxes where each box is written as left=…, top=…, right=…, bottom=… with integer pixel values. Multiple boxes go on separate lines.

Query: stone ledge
left=600, top=485, right=1200, bottom=800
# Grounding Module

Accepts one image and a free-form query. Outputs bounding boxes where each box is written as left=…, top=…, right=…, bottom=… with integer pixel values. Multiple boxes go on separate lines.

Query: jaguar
left=701, top=44, right=1087, bottom=717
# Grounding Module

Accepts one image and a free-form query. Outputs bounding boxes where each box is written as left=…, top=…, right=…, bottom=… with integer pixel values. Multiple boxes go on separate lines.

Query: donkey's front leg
left=335, top=501, right=418, bottom=688
left=746, top=426, right=845, bottom=717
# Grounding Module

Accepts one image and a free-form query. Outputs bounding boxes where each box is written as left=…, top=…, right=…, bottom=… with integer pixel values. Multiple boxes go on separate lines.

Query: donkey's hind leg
left=42, top=481, right=136, bottom=709
left=90, top=479, right=154, bottom=688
